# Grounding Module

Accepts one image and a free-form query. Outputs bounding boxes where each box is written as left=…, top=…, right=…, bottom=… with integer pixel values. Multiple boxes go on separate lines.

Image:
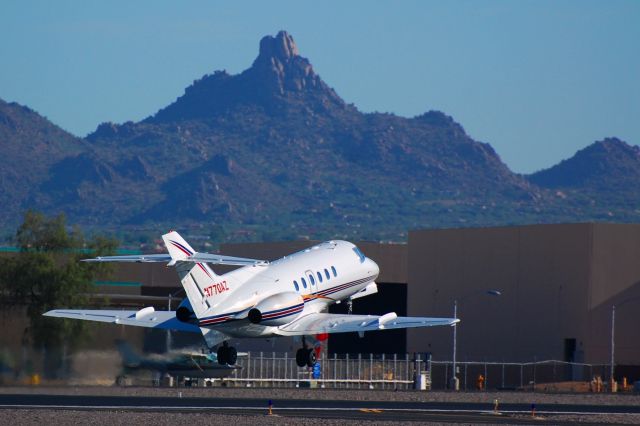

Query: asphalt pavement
left=2, top=393, right=640, bottom=424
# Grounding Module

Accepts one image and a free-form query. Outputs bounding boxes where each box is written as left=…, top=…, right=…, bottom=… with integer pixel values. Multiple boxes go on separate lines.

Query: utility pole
left=450, top=290, right=501, bottom=391
left=451, top=299, right=458, bottom=390
left=610, top=304, right=615, bottom=385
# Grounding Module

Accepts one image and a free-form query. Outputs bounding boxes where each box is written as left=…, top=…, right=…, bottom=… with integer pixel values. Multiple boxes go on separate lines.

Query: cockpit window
left=352, top=246, right=366, bottom=263
left=301, top=277, right=307, bottom=288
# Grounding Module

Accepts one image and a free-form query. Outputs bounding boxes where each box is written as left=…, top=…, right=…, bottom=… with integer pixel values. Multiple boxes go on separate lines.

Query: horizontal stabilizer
left=43, top=309, right=202, bottom=333
left=82, top=252, right=265, bottom=266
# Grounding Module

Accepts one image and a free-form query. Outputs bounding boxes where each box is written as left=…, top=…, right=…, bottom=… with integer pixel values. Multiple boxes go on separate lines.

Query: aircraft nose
left=366, top=257, right=380, bottom=278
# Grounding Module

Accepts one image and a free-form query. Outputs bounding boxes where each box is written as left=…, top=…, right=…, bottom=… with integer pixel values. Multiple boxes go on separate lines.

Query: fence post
left=381, top=353, right=386, bottom=390
left=405, top=353, right=410, bottom=390
left=445, top=363, right=449, bottom=390
left=320, top=351, right=325, bottom=388
left=333, top=352, right=338, bottom=388
left=370, top=353, right=374, bottom=389
left=414, top=353, right=420, bottom=390
left=533, top=357, right=537, bottom=392
left=393, top=353, right=397, bottom=389
left=259, top=351, right=263, bottom=387
left=464, top=363, right=468, bottom=391
left=520, top=364, right=523, bottom=389
left=484, top=363, right=488, bottom=391
left=502, top=362, right=505, bottom=389
left=346, top=353, right=350, bottom=389
left=246, top=351, right=251, bottom=385
left=284, top=352, right=288, bottom=387
left=358, top=354, right=362, bottom=389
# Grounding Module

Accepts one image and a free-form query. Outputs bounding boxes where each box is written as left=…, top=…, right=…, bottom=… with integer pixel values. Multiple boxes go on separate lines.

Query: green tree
left=0, top=211, right=118, bottom=377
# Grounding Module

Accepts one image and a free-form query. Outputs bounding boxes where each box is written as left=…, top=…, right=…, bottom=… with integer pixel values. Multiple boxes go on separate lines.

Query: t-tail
left=162, top=231, right=220, bottom=319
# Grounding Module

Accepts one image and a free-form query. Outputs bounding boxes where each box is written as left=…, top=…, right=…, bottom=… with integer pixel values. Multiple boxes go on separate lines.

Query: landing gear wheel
left=295, top=347, right=316, bottom=367
left=226, top=346, right=237, bottom=365
left=296, top=348, right=306, bottom=367
left=217, top=345, right=227, bottom=365
left=217, top=342, right=237, bottom=365
left=306, top=348, right=316, bottom=367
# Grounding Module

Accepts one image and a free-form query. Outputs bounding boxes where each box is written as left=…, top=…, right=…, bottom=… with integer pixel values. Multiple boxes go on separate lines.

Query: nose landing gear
left=216, top=341, right=237, bottom=365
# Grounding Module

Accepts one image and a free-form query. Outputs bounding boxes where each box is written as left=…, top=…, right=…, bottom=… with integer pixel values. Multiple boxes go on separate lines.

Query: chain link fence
left=216, top=352, right=610, bottom=390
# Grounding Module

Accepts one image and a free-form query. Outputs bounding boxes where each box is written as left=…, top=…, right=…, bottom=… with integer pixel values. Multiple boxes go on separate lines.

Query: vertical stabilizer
left=162, top=231, right=220, bottom=319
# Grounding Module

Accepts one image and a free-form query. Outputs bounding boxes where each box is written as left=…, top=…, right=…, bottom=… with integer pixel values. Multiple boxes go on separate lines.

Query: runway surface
left=2, top=393, right=640, bottom=424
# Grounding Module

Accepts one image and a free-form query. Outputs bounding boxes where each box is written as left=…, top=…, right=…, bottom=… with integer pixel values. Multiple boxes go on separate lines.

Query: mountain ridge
left=1, top=31, right=638, bottom=242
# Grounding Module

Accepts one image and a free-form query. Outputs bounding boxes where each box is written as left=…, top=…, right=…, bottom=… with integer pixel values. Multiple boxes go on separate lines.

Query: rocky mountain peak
left=257, top=31, right=299, bottom=62
left=248, top=30, right=321, bottom=95
left=144, top=31, right=343, bottom=123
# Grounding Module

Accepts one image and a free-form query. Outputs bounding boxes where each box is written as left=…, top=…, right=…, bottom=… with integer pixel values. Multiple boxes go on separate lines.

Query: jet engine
left=175, top=298, right=196, bottom=323
left=248, top=292, right=304, bottom=326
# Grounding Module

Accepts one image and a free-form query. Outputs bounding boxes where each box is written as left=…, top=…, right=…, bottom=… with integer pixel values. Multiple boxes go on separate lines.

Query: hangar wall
left=585, top=224, right=640, bottom=364
left=407, top=223, right=640, bottom=365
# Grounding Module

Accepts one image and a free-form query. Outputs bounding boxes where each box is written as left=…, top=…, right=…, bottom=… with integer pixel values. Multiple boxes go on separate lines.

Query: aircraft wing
left=81, top=252, right=264, bottom=266
left=42, top=309, right=201, bottom=333
left=275, top=312, right=459, bottom=336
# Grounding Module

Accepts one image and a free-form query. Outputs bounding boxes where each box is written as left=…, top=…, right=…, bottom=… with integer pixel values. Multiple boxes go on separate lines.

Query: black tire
left=217, top=345, right=228, bottom=365
left=295, top=348, right=306, bottom=367
left=227, top=346, right=238, bottom=365
left=306, top=348, right=317, bottom=367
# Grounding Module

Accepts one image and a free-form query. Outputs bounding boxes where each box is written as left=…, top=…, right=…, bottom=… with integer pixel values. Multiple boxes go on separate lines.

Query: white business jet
left=45, top=231, right=458, bottom=367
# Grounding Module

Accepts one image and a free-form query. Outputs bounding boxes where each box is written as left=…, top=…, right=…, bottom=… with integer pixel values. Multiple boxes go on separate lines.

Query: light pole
left=452, top=299, right=458, bottom=390
left=610, top=304, right=615, bottom=386
left=451, top=289, right=501, bottom=391
left=610, top=296, right=640, bottom=390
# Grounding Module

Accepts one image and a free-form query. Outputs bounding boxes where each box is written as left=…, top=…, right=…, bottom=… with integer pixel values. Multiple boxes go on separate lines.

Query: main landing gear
left=217, top=341, right=237, bottom=365
left=295, top=336, right=316, bottom=367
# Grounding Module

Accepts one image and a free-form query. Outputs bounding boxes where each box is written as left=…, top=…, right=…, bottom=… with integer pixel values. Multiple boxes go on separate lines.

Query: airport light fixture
left=610, top=296, right=640, bottom=389
left=451, top=289, right=502, bottom=391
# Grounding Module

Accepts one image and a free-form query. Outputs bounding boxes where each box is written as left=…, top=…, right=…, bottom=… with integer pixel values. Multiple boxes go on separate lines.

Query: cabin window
left=294, top=280, right=299, bottom=291
left=331, top=266, right=337, bottom=277
left=317, top=271, right=323, bottom=283
left=301, top=277, right=307, bottom=288
left=309, top=274, right=315, bottom=285
left=324, top=269, right=330, bottom=280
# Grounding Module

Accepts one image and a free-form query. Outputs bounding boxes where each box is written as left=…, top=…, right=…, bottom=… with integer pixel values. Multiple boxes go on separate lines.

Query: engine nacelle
left=175, top=298, right=196, bottom=323
left=248, top=292, right=304, bottom=326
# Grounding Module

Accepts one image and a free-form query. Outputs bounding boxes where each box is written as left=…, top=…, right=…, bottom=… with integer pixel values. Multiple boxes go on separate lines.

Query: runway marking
left=0, top=404, right=639, bottom=417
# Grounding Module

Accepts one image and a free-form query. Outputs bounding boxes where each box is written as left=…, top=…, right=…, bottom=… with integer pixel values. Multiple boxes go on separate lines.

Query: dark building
left=407, top=223, right=640, bottom=369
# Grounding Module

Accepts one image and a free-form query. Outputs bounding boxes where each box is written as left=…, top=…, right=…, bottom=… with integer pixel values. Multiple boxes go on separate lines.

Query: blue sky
left=0, top=0, right=638, bottom=173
